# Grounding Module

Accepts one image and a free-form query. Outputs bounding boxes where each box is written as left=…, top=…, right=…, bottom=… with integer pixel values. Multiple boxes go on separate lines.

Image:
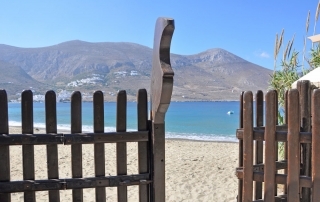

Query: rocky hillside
left=0, top=41, right=272, bottom=101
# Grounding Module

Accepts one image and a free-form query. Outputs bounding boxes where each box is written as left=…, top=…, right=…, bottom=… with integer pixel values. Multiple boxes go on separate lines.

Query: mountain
left=0, top=41, right=272, bottom=101
left=0, top=60, right=52, bottom=99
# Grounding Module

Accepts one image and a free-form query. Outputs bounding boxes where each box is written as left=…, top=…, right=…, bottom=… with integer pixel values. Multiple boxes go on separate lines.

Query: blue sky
left=0, top=0, right=319, bottom=70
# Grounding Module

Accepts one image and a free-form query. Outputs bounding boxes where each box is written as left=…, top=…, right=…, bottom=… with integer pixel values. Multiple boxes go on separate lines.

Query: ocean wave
left=9, top=121, right=132, bottom=133
left=165, top=132, right=238, bottom=142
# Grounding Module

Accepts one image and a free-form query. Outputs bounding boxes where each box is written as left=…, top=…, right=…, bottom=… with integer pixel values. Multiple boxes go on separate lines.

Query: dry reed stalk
left=274, top=34, right=278, bottom=59
left=283, top=40, right=290, bottom=61
left=274, top=30, right=284, bottom=71
left=306, top=11, right=310, bottom=33
left=288, top=35, right=295, bottom=59
left=274, top=33, right=279, bottom=71
left=278, top=29, right=284, bottom=52
left=313, top=0, right=320, bottom=47
left=303, top=11, right=310, bottom=71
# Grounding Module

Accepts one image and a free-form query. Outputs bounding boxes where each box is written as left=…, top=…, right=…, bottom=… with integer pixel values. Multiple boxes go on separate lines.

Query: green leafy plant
left=270, top=1, right=320, bottom=158
left=309, top=44, right=320, bottom=69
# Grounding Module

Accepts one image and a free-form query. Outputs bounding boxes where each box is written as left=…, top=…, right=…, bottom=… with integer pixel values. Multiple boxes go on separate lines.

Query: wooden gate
left=236, top=81, right=320, bottom=201
left=0, top=17, right=175, bottom=202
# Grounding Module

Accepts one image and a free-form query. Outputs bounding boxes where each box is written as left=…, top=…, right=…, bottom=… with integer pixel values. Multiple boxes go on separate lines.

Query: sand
left=7, top=127, right=238, bottom=201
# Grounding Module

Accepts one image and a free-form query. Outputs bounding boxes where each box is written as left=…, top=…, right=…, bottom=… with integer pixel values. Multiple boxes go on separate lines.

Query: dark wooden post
left=297, top=80, right=311, bottom=202
left=93, top=91, right=106, bottom=202
left=237, top=92, right=244, bottom=202
left=0, top=90, right=10, bottom=202
left=254, top=90, right=263, bottom=200
left=22, top=90, right=36, bottom=202
left=71, top=91, right=83, bottom=202
left=274, top=90, right=278, bottom=197
left=264, top=90, right=276, bottom=201
left=150, top=17, right=175, bottom=202
left=116, top=90, right=127, bottom=202
left=283, top=90, right=288, bottom=195
left=137, top=89, right=149, bottom=202
left=312, top=89, right=320, bottom=201
left=287, top=89, right=300, bottom=201
left=45, top=90, right=60, bottom=202
left=242, top=91, right=253, bottom=201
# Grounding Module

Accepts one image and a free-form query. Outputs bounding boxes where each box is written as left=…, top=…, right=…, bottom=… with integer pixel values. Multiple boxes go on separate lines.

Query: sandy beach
left=7, top=127, right=238, bottom=201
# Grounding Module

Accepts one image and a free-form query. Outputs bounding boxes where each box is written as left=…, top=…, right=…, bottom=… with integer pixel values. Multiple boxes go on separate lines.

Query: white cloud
left=260, top=52, right=270, bottom=58
left=254, top=50, right=270, bottom=59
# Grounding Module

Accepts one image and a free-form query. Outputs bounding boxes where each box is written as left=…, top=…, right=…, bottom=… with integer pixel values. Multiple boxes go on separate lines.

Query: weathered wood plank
left=254, top=90, right=263, bottom=200
left=273, top=90, right=278, bottom=197
left=283, top=90, right=288, bottom=195
left=312, top=89, right=320, bottom=201
left=117, top=90, right=127, bottom=202
left=150, top=17, right=175, bottom=202
left=45, top=90, right=60, bottom=202
left=238, top=91, right=244, bottom=202
left=298, top=80, right=311, bottom=202
left=21, top=90, right=36, bottom=202
left=0, top=131, right=148, bottom=145
left=242, top=91, right=253, bottom=201
left=64, top=131, right=149, bottom=144
left=93, top=91, right=106, bottom=202
left=0, top=132, right=146, bottom=145
left=237, top=169, right=314, bottom=189
left=0, top=90, right=10, bottom=202
left=287, top=89, right=300, bottom=202
left=236, top=129, right=312, bottom=143
left=71, top=91, right=83, bottom=202
left=150, top=18, right=175, bottom=125
left=0, top=133, right=64, bottom=145
left=0, top=173, right=151, bottom=193
left=253, top=195, right=287, bottom=202
left=137, top=89, right=149, bottom=202
left=264, top=90, right=276, bottom=202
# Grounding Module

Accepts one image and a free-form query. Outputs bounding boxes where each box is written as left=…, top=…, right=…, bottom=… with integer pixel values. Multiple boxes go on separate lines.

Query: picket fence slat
left=117, top=90, right=128, bottom=202
left=254, top=90, right=263, bottom=200
left=287, top=90, right=300, bottom=202
left=264, top=91, right=276, bottom=201
left=298, top=81, right=312, bottom=202
left=312, top=89, right=320, bottom=201
left=71, top=91, right=83, bottom=202
left=237, top=91, right=244, bottom=202
left=137, top=89, right=149, bottom=202
left=272, top=90, right=278, bottom=197
left=93, top=91, right=106, bottom=202
left=242, top=91, right=253, bottom=201
left=45, top=90, right=60, bottom=202
left=22, top=90, right=36, bottom=202
left=0, top=90, right=10, bottom=202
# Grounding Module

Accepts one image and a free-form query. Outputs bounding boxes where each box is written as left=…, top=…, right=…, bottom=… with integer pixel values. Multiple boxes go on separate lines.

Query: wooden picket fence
left=0, top=17, right=175, bottom=202
left=236, top=81, right=320, bottom=202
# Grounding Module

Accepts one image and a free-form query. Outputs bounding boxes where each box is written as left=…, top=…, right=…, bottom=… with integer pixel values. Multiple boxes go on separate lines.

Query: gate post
left=150, top=17, right=175, bottom=202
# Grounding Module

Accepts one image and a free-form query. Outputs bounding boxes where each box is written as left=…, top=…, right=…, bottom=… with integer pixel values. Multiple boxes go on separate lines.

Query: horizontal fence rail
left=236, top=82, right=320, bottom=202
left=0, top=89, right=151, bottom=202
left=0, top=131, right=149, bottom=145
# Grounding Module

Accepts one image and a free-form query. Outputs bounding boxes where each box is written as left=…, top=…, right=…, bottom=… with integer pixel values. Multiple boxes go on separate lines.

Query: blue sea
left=7, top=101, right=240, bottom=142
